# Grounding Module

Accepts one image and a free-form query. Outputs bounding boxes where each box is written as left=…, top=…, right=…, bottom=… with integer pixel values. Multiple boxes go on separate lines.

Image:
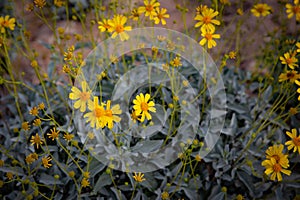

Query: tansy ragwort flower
left=0, top=15, right=16, bottom=33
left=286, top=0, right=300, bottom=22
left=199, top=27, right=220, bottom=49
left=69, top=81, right=92, bottom=112
left=194, top=8, right=220, bottom=31
left=280, top=52, right=298, bottom=69
left=129, top=8, right=140, bottom=21
left=47, top=127, right=60, bottom=140
left=261, top=158, right=291, bottom=181
left=84, top=97, right=106, bottom=129
left=265, top=144, right=290, bottom=168
left=108, top=15, right=132, bottom=41
left=138, top=0, right=160, bottom=20
left=153, top=7, right=170, bottom=25
left=251, top=3, right=272, bottom=17
left=30, top=133, right=43, bottom=149
left=42, top=156, right=52, bottom=168
left=98, top=18, right=111, bottom=32
left=133, top=172, right=146, bottom=182
left=133, top=93, right=156, bottom=122
left=285, top=128, right=300, bottom=154
left=278, top=70, right=300, bottom=83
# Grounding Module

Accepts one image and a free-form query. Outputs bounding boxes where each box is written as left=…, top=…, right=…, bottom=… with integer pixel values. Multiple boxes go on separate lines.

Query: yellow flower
left=286, top=0, right=300, bottom=21
left=104, top=100, right=122, bottom=129
left=237, top=8, right=244, bottom=16
left=251, top=3, right=272, bottom=17
left=161, top=191, right=169, bottom=200
left=228, top=51, right=236, bottom=59
left=38, top=102, right=45, bottom=110
left=199, top=27, right=220, bottom=49
left=30, top=133, right=43, bottom=149
left=31, top=60, right=38, bottom=68
left=6, top=172, right=13, bottom=180
left=83, top=171, right=90, bottom=178
left=107, top=15, right=132, bottom=41
left=289, top=107, right=298, bottom=115
left=81, top=178, right=90, bottom=188
left=98, top=18, right=111, bottom=32
left=33, top=118, right=42, bottom=126
left=170, top=56, right=182, bottom=67
left=278, top=70, right=300, bottom=82
left=47, top=127, right=60, bottom=140
left=285, top=128, right=300, bottom=154
left=63, top=132, right=74, bottom=141
left=133, top=93, right=156, bottom=122
left=0, top=15, right=16, bottom=33
left=195, top=155, right=202, bottom=162
left=153, top=7, right=170, bottom=25
left=280, top=52, right=298, bottom=69
left=130, top=111, right=141, bottom=123
left=129, top=8, right=140, bottom=21
left=54, top=0, right=65, bottom=7
left=42, top=156, right=52, bottom=168
left=261, top=157, right=291, bottom=181
left=236, top=194, right=245, bottom=200
left=138, top=0, right=160, bottom=20
left=22, top=122, right=30, bottom=131
left=34, top=0, right=46, bottom=8
left=25, top=153, right=38, bottom=164
left=265, top=144, right=289, bottom=168
left=69, top=81, right=92, bottom=112
left=194, top=8, right=220, bottom=31
left=84, top=97, right=107, bottom=129
left=133, top=172, right=145, bottom=182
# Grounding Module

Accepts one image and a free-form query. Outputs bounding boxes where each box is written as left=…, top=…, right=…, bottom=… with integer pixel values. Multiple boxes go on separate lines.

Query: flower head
left=69, top=81, right=92, bottom=112
left=98, top=18, right=111, bottom=32
left=0, top=15, right=16, bottom=33
left=194, top=8, right=220, bottom=31
left=25, top=153, right=38, bottom=164
left=84, top=97, right=106, bottom=129
left=47, top=127, right=60, bottom=140
left=34, top=0, right=46, bottom=8
left=129, top=8, right=140, bottom=21
left=63, top=132, right=74, bottom=141
left=81, top=178, right=90, bottom=188
left=153, top=7, right=169, bottom=25
left=261, top=157, right=291, bottom=181
left=133, top=172, right=145, bottom=182
left=22, top=122, right=30, bottom=131
left=42, top=156, right=52, bottom=168
left=199, top=27, right=220, bottom=49
left=285, top=128, right=300, bottom=154
left=286, top=1, right=300, bottom=21
left=108, top=15, right=132, bottom=41
left=170, top=56, right=182, bottom=67
left=30, top=133, right=43, bottom=149
left=265, top=144, right=290, bottom=168
left=133, top=93, right=156, bottom=122
left=280, top=52, right=299, bottom=69
left=278, top=70, right=300, bottom=82
left=251, top=3, right=272, bottom=17
left=138, top=0, right=160, bottom=20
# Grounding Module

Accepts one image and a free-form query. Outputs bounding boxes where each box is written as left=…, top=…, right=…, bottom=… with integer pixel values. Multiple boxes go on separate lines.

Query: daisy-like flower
left=278, top=70, right=300, bottom=82
left=63, top=132, right=74, bottom=141
left=251, top=3, right=272, bottom=17
left=81, top=178, right=90, bottom=188
left=69, top=81, right=92, bottom=113
left=129, top=8, right=140, bottom=21
left=34, top=0, right=46, bottom=8
left=0, top=15, right=16, bottom=33
left=286, top=0, right=300, bottom=21
left=107, top=15, right=132, bottom=41
left=98, top=18, right=111, bottom=32
left=261, top=157, right=291, bottom=181
left=47, top=127, right=60, bottom=140
left=199, top=27, right=220, bottom=49
left=104, top=100, right=122, bottom=129
left=153, top=7, right=170, bottom=25
left=30, top=133, right=43, bottom=149
left=285, top=128, right=300, bottom=154
left=25, top=153, right=38, bottom=164
left=133, top=93, right=156, bottom=122
left=170, top=56, right=182, bottom=67
left=84, top=97, right=107, bottom=129
left=194, top=8, right=220, bottom=31
left=138, top=0, right=160, bottom=20
left=42, top=156, right=52, bottom=168
left=133, top=172, right=146, bottom=182
left=22, top=122, right=30, bottom=131
left=265, top=144, right=290, bottom=168
left=280, top=52, right=298, bottom=69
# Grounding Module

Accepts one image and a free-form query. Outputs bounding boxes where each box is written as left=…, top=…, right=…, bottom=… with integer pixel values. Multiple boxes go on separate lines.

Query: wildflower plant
left=0, top=0, right=300, bottom=199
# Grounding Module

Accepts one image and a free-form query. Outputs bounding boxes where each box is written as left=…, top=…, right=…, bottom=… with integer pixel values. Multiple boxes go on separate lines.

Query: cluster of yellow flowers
left=136, top=0, right=169, bottom=25
left=194, top=5, right=220, bottom=49
left=62, top=45, right=85, bottom=76
left=262, top=128, right=300, bottom=181
left=69, top=81, right=156, bottom=129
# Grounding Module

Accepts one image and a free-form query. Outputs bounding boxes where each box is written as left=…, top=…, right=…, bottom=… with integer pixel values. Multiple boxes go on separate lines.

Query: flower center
left=205, top=33, right=213, bottom=40
left=293, top=137, right=300, bottom=146
left=257, top=6, right=265, bottom=13
left=3, top=20, right=10, bottom=27
left=141, top=102, right=148, bottom=111
left=203, top=16, right=211, bottom=24
left=95, top=107, right=105, bottom=118
left=285, top=58, right=293, bottom=65
left=273, top=163, right=282, bottom=172
left=146, top=5, right=153, bottom=12
left=80, top=92, right=90, bottom=101
left=157, top=13, right=163, bottom=19
left=115, top=25, right=124, bottom=33
left=293, top=6, right=300, bottom=14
